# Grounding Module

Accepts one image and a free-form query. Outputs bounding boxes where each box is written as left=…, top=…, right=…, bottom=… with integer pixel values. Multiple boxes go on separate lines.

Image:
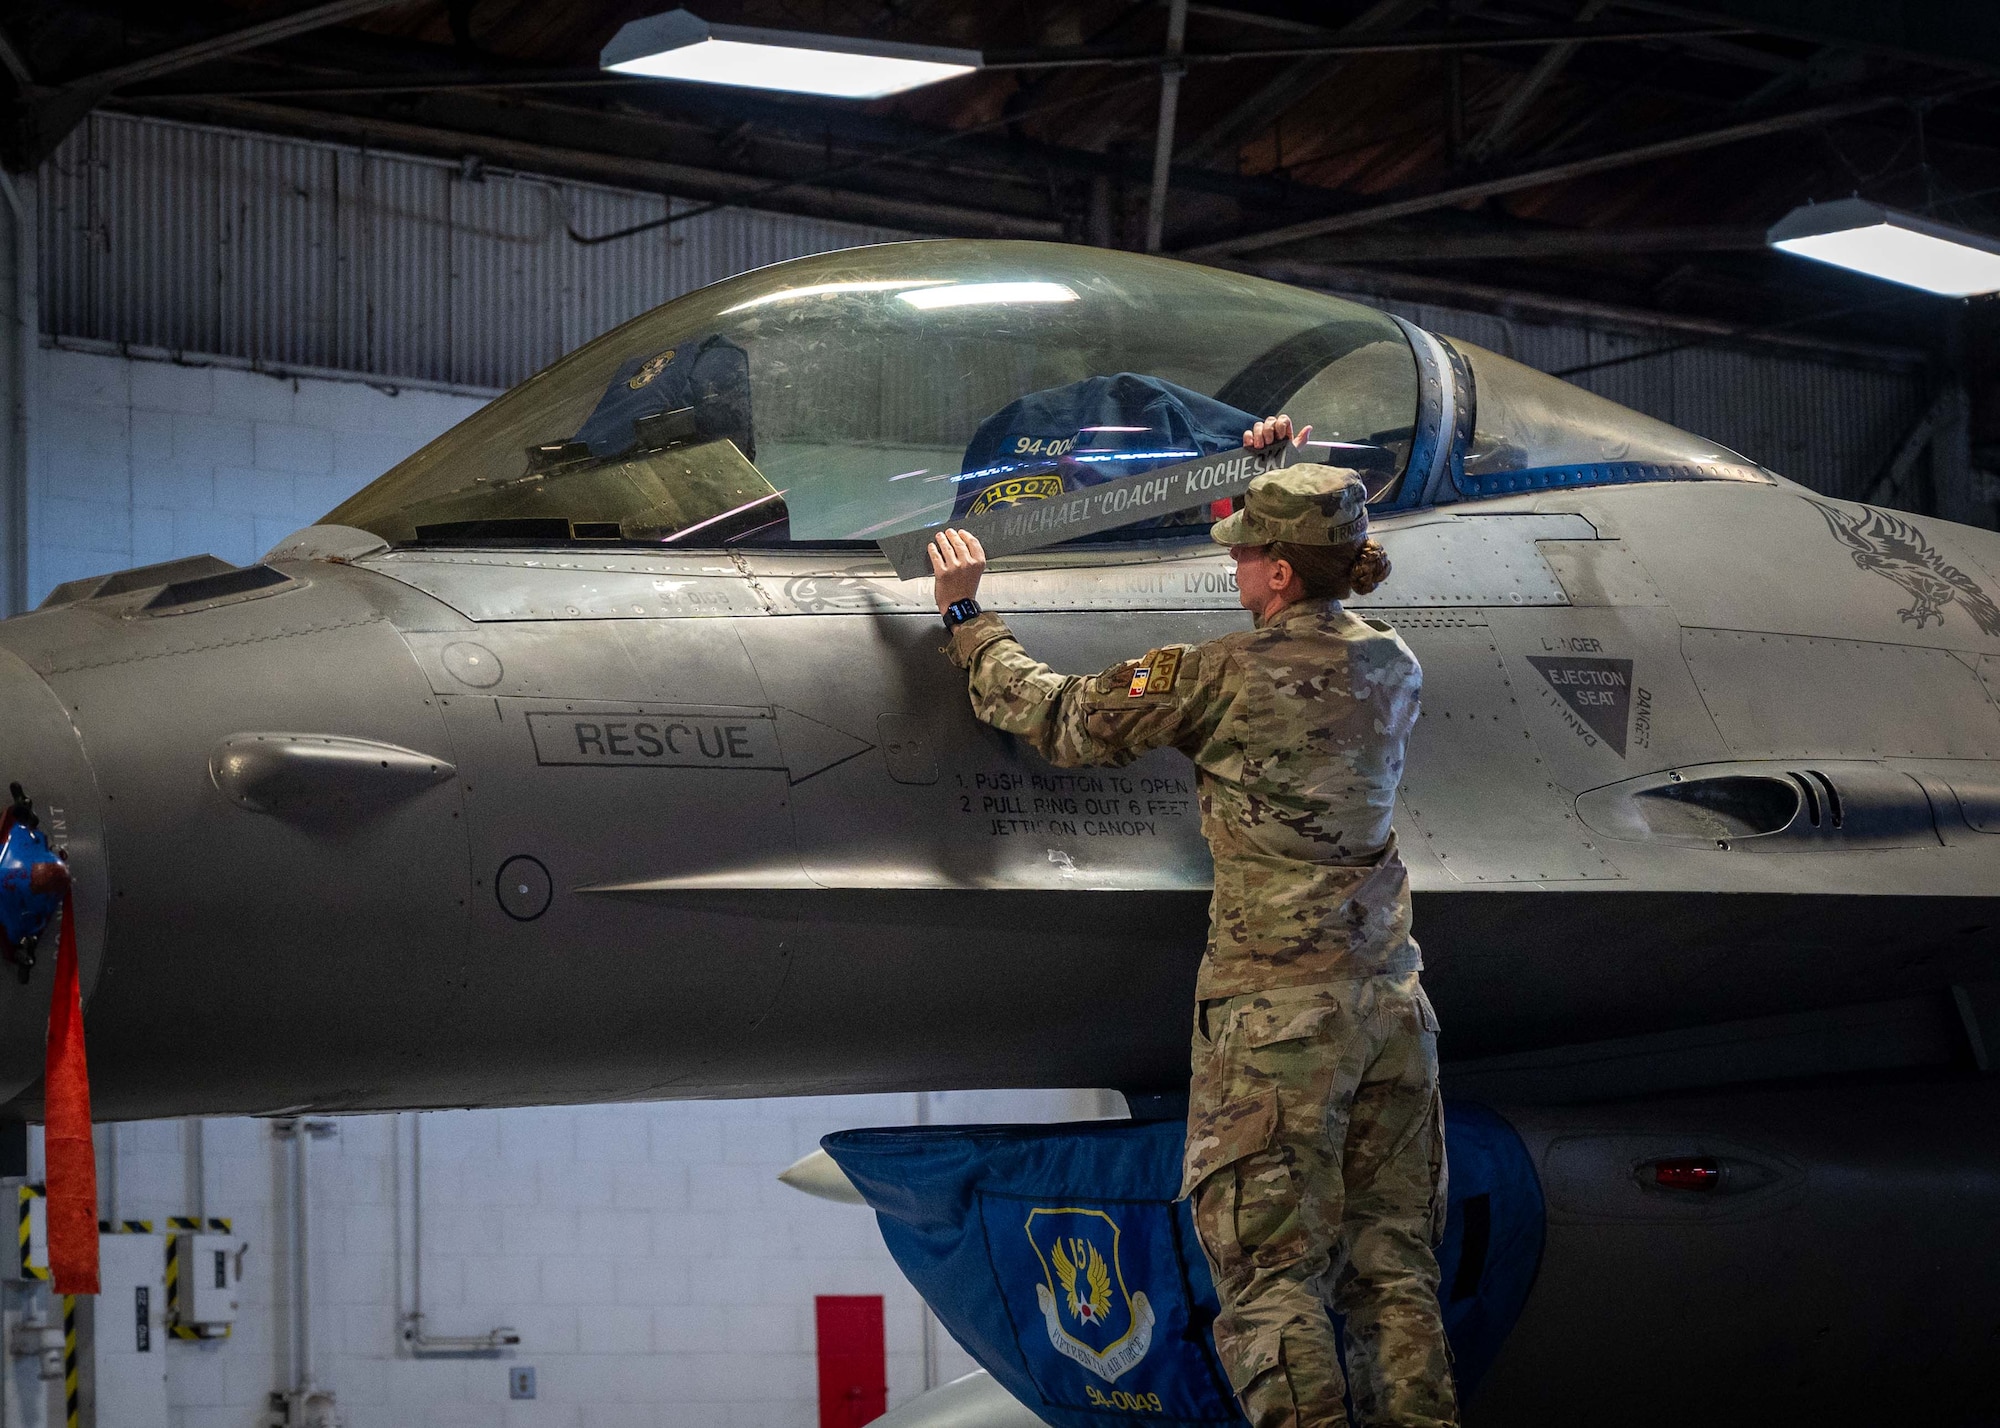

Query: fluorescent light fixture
left=601, top=9, right=980, bottom=99
left=1768, top=197, right=2000, bottom=297
left=898, top=281, right=1079, bottom=310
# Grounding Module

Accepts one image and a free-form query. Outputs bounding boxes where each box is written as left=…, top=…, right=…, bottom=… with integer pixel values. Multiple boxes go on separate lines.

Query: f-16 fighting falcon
left=0, top=240, right=1995, bottom=1423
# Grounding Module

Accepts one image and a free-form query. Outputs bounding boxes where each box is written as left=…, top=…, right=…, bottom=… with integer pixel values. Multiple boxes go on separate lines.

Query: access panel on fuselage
left=407, top=615, right=797, bottom=1099
left=735, top=610, right=1229, bottom=891
left=1387, top=611, right=1624, bottom=885
left=16, top=572, right=471, bottom=1119
left=1490, top=605, right=1727, bottom=799
left=726, top=604, right=1234, bottom=1096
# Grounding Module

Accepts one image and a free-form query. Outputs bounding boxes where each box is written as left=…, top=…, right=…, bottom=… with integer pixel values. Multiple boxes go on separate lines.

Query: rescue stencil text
left=527, top=707, right=782, bottom=770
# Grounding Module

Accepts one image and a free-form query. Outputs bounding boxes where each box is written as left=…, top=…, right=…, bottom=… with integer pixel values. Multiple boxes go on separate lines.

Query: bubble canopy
left=327, top=240, right=1767, bottom=552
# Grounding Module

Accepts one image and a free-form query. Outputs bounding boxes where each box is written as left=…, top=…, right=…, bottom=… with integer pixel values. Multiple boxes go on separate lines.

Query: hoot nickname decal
left=1808, top=499, right=2000, bottom=635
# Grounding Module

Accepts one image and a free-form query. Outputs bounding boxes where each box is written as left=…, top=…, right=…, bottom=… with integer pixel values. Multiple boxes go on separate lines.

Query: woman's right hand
left=928, top=528, right=987, bottom=613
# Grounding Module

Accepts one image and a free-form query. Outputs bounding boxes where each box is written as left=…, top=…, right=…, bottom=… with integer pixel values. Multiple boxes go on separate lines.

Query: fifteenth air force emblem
left=1025, top=1207, right=1156, bottom=1383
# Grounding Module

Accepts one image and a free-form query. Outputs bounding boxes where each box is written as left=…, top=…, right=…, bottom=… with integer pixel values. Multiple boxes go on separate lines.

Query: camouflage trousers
left=1181, top=974, right=1458, bottom=1428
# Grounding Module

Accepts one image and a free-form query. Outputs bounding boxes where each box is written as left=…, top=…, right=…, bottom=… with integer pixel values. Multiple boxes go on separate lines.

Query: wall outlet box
left=182, top=1233, right=241, bottom=1326
left=509, top=1367, right=536, bottom=1400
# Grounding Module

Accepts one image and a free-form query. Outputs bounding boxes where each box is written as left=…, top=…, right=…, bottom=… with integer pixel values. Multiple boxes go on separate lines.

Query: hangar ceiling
left=2, top=2, right=1997, bottom=370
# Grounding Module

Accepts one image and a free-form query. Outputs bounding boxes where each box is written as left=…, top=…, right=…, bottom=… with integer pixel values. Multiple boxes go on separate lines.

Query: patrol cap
left=1210, top=465, right=1370, bottom=547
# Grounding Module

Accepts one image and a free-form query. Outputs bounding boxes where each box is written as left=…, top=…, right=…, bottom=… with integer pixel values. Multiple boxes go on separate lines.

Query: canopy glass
left=327, top=240, right=1765, bottom=552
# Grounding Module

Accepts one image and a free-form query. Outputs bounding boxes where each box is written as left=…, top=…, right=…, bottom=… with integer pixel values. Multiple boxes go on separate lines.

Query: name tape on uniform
left=876, top=444, right=1298, bottom=580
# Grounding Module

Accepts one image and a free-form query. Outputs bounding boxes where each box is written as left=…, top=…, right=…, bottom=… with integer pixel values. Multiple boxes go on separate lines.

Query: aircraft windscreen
left=327, top=241, right=1420, bottom=548
left=1450, top=339, right=1768, bottom=495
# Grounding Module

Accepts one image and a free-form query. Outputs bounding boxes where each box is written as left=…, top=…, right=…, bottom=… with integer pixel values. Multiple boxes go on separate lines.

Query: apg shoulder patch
left=1101, top=648, right=1187, bottom=703
left=1126, top=647, right=1184, bottom=698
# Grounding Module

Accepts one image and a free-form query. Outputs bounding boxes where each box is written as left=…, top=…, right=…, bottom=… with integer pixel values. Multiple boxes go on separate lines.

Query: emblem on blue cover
left=967, top=472, right=1066, bottom=516
left=625, top=349, right=675, bottom=390
left=1025, top=1207, right=1155, bottom=1383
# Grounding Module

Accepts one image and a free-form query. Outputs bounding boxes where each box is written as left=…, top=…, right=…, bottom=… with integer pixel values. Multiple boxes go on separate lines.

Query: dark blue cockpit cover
left=570, top=333, right=754, bottom=461
left=823, top=1101, right=1542, bottom=1427
left=953, top=374, right=1257, bottom=521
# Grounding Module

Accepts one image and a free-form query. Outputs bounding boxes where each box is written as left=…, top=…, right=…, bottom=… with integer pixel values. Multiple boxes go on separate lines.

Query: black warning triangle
left=1527, top=656, right=1634, bottom=757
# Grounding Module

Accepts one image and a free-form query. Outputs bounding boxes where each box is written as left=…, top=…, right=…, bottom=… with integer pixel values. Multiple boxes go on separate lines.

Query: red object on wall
left=816, top=1294, right=887, bottom=1428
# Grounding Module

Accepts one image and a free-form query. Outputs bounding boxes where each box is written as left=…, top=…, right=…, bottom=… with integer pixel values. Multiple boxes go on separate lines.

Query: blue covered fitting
left=826, top=1101, right=1543, bottom=1426
left=0, top=817, right=65, bottom=952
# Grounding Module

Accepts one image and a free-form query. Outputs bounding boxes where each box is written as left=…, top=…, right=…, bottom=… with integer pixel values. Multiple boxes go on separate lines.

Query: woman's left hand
left=929, top=529, right=987, bottom=613
left=1244, top=413, right=1311, bottom=451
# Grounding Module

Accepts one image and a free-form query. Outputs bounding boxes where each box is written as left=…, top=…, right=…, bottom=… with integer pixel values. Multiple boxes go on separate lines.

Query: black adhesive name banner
left=876, top=444, right=1298, bottom=580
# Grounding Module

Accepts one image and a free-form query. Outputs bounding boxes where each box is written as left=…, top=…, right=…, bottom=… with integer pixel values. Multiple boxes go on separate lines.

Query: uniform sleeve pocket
left=1241, top=1002, right=1336, bottom=1049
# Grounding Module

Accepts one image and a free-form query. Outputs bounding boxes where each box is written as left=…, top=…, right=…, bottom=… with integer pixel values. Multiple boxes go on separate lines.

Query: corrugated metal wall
left=38, top=111, right=907, bottom=392
left=37, top=112, right=1930, bottom=500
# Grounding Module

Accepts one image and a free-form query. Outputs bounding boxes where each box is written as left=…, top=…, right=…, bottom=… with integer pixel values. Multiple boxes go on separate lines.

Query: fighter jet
left=2, top=240, right=1996, bottom=1423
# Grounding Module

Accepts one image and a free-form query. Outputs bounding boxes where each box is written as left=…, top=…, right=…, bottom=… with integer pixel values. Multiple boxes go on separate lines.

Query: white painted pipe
left=186, top=1117, right=206, bottom=1222
left=295, top=1121, right=314, bottom=1395
left=403, top=1113, right=518, bottom=1354
left=410, top=1111, right=421, bottom=1343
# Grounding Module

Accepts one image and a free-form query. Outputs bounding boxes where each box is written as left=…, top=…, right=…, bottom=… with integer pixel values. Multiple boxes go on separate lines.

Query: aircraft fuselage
left=0, top=475, right=1996, bottom=1121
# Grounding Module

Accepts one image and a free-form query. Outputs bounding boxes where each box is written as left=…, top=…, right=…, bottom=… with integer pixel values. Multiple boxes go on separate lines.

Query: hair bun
left=1348, top=539, right=1391, bottom=596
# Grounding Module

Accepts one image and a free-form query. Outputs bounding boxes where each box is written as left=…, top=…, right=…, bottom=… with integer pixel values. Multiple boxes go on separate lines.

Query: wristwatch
left=942, top=597, right=983, bottom=630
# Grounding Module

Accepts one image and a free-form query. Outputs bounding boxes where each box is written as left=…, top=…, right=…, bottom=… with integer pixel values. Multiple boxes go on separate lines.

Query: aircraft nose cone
left=0, top=644, right=106, bottom=1105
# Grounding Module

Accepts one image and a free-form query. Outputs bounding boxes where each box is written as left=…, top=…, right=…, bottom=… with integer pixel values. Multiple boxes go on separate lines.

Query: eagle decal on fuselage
left=1807, top=499, right=2000, bottom=635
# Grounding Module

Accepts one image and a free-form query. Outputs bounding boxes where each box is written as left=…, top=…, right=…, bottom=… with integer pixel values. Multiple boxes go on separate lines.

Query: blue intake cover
left=0, top=819, right=64, bottom=948
left=824, top=1101, right=1542, bottom=1426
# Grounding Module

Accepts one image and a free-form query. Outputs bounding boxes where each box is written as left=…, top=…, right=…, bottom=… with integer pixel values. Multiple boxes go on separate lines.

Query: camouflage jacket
left=947, top=598, right=1424, bottom=997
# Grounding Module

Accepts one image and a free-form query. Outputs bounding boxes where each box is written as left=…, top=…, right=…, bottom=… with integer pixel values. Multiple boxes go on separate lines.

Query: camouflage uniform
left=944, top=467, right=1457, bottom=1428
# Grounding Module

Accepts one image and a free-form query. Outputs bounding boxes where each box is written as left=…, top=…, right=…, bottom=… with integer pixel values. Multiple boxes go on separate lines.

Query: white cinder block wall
left=5, top=1091, right=1115, bottom=1428
left=14, top=344, right=1123, bottom=1424
left=28, top=341, right=490, bottom=605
